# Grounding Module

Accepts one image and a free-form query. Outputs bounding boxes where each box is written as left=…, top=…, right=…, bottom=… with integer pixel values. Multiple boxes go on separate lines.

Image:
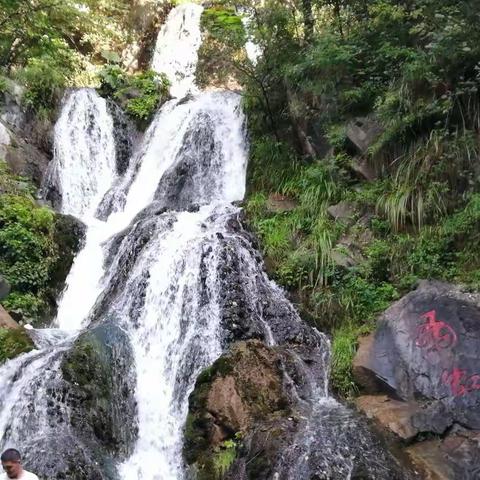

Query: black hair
left=1, top=449, right=21, bottom=463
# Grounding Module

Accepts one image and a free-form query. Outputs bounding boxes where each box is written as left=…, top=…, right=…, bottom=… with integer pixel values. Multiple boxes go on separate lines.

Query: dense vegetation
left=202, top=0, right=480, bottom=395
left=0, top=0, right=172, bottom=119
left=0, top=161, right=61, bottom=323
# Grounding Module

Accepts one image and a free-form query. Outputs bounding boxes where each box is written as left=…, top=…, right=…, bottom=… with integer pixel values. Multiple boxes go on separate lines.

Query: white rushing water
left=151, top=3, right=204, bottom=98
left=46, top=89, right=117, bottom=221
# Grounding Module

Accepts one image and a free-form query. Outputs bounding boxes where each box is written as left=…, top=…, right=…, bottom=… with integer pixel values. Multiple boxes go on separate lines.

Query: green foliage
left=239, top=0, right=480, bottom=399
left=0, top=328, right=34, bottom=364
left=212, top=438, right=237, bottom=478
left=0, top=0, right=133, bottom=113
left=0, top=163, right=58, bottom=323
left=98, top=66, right=170, bottom=123
left=202, top=7, right=245, bottom=48
left=17, top=40, right=80, bottom=114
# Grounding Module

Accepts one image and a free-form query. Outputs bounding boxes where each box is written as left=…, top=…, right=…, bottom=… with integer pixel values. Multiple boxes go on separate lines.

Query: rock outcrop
left=0, top=313, right=34, bottom=364
left=184, top=340, right=290, bottom=480
left=22, top=323, right=138, bottom=480
left=353, top=280, right=480, bottom=478
left=354, top=280, right=480, bottom=431
left=1, top=82, right=54, bottom=186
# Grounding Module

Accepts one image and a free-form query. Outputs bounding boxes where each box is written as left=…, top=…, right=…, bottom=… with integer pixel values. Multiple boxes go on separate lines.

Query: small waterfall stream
left=0, top=4, right=411, bottom=480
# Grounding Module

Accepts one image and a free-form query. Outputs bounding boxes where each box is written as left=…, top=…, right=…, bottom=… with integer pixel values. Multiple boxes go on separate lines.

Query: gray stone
left=354, top=280, right=480, bottom=431
left=0, top=274, right=10, bottom=301
left=351, top=156, right=377, bottom=181
left=266, top=194, right=298, bottom=213
left=327, top=201, right=357, bottom=224
left=346, top=116, right=383, bottom=154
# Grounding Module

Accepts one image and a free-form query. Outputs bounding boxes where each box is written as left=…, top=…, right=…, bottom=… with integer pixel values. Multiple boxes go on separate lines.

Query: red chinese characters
left=415, top=310, right=457, bottom=351
left=442, top=368, right=480, bottom=397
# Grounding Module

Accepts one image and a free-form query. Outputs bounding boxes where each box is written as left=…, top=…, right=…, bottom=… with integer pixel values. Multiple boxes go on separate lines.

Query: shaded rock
left=61, top=323, right=137, bottom=456
left=49, top=213, right=86, bottom=296
left=0, top=304, right=20, bottom=329
left=356, top=395, right=422, bottom=440
left=351, top=156, right=377, bottom=181
left=353, top=334, right=385, bottom=393
left=106, top=100, right=139, bottom=175
left=346, top=116, right=383, bottom=154
left=406, top=430, right=480, bottom=480
left=4, top=131, right=51, bottom=186
left=0, top=274, right=11, bottom=301
left=327, top=201, right=357, bottom=225
left=266, top=193, right=298, bottom=213
left=354, top=280, right=480, bottom=431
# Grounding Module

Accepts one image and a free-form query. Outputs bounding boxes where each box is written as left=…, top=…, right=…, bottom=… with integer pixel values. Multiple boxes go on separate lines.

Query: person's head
left=1, top=449, right=23, bottom=478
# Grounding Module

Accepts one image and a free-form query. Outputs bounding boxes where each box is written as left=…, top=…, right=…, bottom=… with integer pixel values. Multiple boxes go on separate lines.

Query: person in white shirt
left=1, top=449, right=39, bottom=480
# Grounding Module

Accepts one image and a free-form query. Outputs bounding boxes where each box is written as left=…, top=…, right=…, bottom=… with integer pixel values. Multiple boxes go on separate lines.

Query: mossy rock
left=0, top=327, right=34, bottom=364
left=48, top=213, right=85, bottom=297
left=61, top=322, right=137, bottom=456
left=184, top=340, right=291, bottom=479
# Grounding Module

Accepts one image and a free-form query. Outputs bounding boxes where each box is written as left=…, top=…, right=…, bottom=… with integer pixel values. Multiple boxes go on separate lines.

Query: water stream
left=0, top=4, right=410, bottom=480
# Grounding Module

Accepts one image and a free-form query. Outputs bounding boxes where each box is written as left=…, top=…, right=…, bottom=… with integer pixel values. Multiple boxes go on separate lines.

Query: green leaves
left=99, top=67, right=170, bottom=123
left=0, top=168, right=57, bottom=323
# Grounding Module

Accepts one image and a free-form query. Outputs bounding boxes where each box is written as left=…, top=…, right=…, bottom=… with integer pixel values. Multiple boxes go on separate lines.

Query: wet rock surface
left=106, top=100, right=139, bottom=176
left=45, top=214, right=86, bottom=316
left=62, top=323, right=137, bottom=457
left=23, top=323, right=138, bottom=479
left=184, top=340, right=290, bottom=479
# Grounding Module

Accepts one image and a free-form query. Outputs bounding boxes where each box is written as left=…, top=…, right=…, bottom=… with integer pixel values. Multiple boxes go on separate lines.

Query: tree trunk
left=302, top=0, right=314, bottom=43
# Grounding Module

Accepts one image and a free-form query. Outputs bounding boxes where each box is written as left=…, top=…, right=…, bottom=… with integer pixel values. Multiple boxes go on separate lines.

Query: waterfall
left=151, top=3, right=204, bottom=98
left=0, top=4, right=410, bottom=480
left=44, top=88, right=117, bottom=221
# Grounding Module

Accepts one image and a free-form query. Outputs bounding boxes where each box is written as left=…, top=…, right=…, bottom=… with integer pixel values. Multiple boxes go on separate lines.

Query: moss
left=0, top=328, right=34, bottom=364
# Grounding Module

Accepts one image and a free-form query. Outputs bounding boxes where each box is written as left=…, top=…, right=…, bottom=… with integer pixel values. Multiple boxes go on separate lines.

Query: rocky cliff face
left=0, top=81, right=54, bottom=186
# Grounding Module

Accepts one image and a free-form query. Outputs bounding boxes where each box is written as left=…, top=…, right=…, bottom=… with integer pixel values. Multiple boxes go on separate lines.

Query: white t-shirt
left=1, top=471, right=39, bottom=480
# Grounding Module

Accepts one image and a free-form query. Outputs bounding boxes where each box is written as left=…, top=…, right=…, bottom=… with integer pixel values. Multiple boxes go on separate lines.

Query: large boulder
left=61, top=323, right=137, bottom=457
left=185, top=340, right=412, bottom=480
left=354, top=280, right=480, bottom=431
left=5, top=323, right=135, bottom=480
left=184, top=340, right=290, bottom=479
left=406, top=429, right=480, bottom=479
left=346, top=115, right=383, bottom=154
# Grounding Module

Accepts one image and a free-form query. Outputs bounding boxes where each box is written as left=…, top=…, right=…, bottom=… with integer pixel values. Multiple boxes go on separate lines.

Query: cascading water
left=151, top=3, right=204, bottom=98
left=43, top=88, right=117, bottom=221
left=0, top=4, right=412, bottom=480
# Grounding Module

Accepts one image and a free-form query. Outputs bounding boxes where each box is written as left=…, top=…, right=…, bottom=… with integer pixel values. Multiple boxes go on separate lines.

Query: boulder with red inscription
left=353, top=280, right=480, bottom=431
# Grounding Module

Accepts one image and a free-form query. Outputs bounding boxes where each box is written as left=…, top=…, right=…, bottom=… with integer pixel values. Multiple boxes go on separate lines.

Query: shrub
left=97, top=65, right=170, bottom=123
left=0, top=166, right=58, bottom=323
